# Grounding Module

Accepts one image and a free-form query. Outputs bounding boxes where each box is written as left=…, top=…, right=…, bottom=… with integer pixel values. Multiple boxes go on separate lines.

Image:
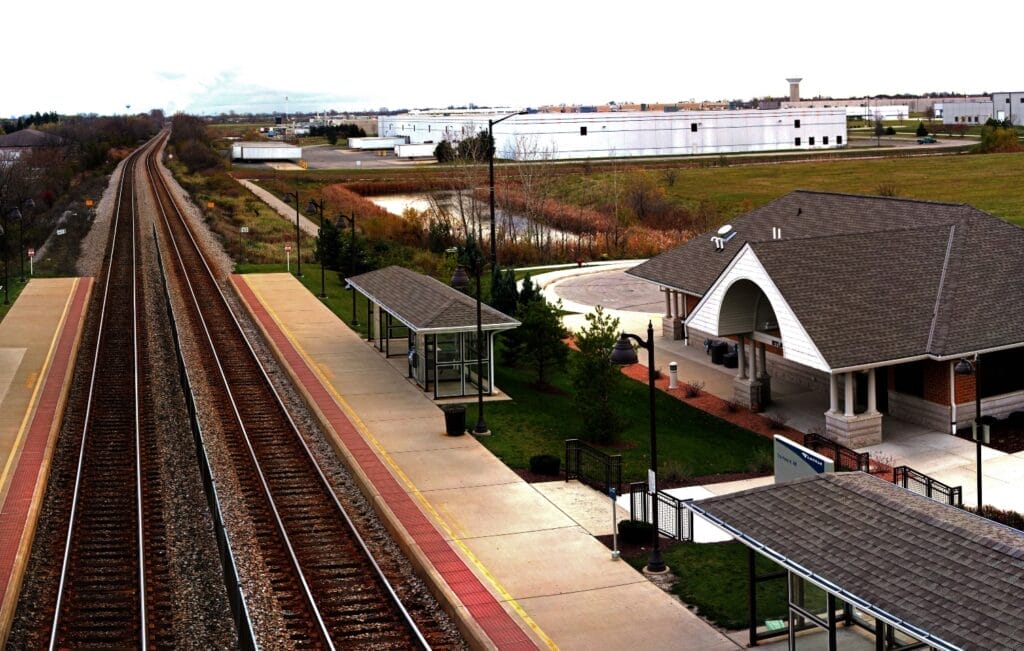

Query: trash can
left=722, top=344, right=738, bottom=368
left=442, top=404, right=466, bottom=436
left=710, top=341, right=728, bottom=365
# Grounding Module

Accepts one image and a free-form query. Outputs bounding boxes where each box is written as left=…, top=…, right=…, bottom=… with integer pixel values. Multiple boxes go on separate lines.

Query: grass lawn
left=0, top=280, right=29, bottom=323
left=472, top=352, right=772, bottom=482
left=626, top=541, right=812, bottom=630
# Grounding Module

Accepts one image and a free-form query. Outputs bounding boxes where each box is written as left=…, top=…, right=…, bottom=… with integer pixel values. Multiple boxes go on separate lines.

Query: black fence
left=628, top=482, right=694, bottom=542
left=893, top=465, right=963, bottom=507
left=803, top=432, right=871, bottom=473
left=565, top=439, right=622, bottom=495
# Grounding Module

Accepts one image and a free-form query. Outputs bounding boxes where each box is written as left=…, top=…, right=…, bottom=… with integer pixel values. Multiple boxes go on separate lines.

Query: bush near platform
left=618, top=519, right=654, bottom=545
left=529, top=454, right=561, bottom=476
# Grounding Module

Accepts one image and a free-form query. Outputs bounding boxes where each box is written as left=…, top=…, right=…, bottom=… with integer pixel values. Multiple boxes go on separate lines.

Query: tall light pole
left=282, top=186, right=302, bottom=278
left=609, top=322, right=666, bottom=573
left=450, top=237, right=488, bottom=435
left=12, top=198, right=33, bottom=283
left=304, top=198, right=328, bottom=299
left=0, top=218, right=7, bottom=306
left=487, top=110, right=527, bottom=281
left=338, top=213, right=359, bottom=327
left=955, top=354, right=987, bottom=511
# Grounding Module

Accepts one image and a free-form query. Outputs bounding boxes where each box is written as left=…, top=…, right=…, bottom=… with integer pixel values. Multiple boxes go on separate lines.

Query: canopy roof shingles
left=347, top=265, right=519, bottom=333
left=689, top=472, right=1024, bottom=650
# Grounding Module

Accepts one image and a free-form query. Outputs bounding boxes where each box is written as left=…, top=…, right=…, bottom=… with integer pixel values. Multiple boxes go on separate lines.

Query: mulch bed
left=953, top=419, right=1024, bottom=454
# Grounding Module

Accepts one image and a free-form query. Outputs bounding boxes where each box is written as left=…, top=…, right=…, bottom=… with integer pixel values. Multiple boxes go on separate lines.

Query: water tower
left=786, top=77, right=802, bottom=102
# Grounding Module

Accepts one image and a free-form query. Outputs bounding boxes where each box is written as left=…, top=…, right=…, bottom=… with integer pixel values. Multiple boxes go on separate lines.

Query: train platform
left=0, top=278, right=92, bottom=641
left=232, top=273, right=739, bottom=651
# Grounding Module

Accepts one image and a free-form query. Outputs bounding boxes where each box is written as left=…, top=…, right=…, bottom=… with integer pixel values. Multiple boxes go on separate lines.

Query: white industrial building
left=993, top=92, right=1024, bottom=125
left=230, top=141, right=302, bottom=161
left=378, top=109, right=848, bottom=160
left=843, top=105, right=910, bottom=120
left=940, top=101, right=992, bottom=125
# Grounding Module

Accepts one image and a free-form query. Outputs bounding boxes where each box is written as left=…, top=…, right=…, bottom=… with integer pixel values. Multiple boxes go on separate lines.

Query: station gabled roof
left=687, top=472, right=1024, bottom=650
left=0, top=128, right=63, bottom=148
left=347, top=265, right=519, bottom=334
left=632, top=191, right=1024, bottom=369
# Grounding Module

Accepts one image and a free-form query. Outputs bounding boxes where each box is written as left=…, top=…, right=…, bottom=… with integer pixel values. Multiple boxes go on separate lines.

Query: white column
left=664, top=289, right=672, bottom=318
left=829, top=374, right=839, bottom=413
left=844, top=371, right=855, bottom=416
left=867, top=368, right=878, bottom=414
left=751, top=340, right=759, bottom=379
left=738, top=335, right=747, bottom=379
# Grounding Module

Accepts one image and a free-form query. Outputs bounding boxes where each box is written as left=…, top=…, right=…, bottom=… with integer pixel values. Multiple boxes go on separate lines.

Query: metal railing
left=893, top=465, right=963, bottom=507
left=565, top=439, right=622, bottom=495
left=803, top=432, right=871, bottom=473
left=628, top=482, right=694, bottom=542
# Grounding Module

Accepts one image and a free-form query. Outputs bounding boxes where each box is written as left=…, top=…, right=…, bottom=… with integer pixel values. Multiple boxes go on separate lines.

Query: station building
left=630, top=191, right=1024, bottom=448
left=377, top=108, right=848, bottom=160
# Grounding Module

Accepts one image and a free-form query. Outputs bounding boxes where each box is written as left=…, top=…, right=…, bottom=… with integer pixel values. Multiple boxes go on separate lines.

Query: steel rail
left=146, top=135, right=429, bottom=649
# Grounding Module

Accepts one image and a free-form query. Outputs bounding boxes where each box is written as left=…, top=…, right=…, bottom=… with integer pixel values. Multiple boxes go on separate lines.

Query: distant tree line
left=169, top=114, right=223, bottom=173
left=1, top=111, right=61, bottom=134
left=309, top=124, right=366, bottom=145
left=433, top=131, right=493, bottom=163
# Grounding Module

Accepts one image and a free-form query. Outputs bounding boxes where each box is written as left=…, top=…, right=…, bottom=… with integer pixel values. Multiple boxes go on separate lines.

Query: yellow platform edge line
left=246, top=279, right=558, bottom=651
left=0, top=279, right=78, bottom=497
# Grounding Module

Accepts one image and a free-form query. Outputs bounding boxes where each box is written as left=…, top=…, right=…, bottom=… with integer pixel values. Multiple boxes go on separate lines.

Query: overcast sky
left=4, top=0, right=1013, bottom=118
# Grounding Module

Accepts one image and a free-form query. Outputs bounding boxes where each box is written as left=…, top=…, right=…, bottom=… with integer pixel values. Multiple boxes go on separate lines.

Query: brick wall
left=922, top=360, right=951, bottom=405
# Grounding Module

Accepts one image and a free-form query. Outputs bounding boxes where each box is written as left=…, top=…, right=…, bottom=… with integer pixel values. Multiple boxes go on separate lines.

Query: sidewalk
left=0, top=278, right=91, bottom=642
left=232, top=273, right=740, bottom=651
left=236, top=178, right=320, bottom=237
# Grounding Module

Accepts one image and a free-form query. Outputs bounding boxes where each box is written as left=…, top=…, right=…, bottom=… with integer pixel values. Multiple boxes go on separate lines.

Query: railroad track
left=146, top=137, right=432, bottom=647
left=47, top=137, right=174, bottom=648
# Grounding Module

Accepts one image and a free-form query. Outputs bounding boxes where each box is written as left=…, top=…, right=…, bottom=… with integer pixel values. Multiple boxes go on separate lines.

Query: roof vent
left=772, top=227, right=782, bottom=240
left=711, top=224, right=737, bottom=251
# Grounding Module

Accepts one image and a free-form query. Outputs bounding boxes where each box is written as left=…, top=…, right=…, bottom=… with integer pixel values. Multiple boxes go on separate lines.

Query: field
left=553, top=151, right=1024, bottom=226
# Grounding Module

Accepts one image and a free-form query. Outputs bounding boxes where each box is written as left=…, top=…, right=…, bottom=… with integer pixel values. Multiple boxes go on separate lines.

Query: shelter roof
left=689, top=472, right=1024, bottom=650
left=347, top=265, right=519, bottom=333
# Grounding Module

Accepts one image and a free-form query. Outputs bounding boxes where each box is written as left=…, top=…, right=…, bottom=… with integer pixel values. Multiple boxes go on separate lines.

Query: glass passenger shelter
left=347, top=266, right=520, bottom=400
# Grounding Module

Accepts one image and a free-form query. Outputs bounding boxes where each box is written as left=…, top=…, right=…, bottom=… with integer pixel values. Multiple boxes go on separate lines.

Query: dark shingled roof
left=629, top=191, right=1024, bottom=368
left=689, top=473, right=1024, bottom=650
left=0, top=128, right=63, bottom=148
left=347, top=265, right=519, bottom=333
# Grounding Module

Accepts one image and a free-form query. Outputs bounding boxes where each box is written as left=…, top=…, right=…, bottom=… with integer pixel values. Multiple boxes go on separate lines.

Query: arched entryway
left=717, top=279, right=783, bottom=412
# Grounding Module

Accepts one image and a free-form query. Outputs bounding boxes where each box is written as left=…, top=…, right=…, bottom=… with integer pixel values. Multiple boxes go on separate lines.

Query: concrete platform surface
left=0, top=278, right=91, bottom=642
left=232, top=273, right=739, bottom=650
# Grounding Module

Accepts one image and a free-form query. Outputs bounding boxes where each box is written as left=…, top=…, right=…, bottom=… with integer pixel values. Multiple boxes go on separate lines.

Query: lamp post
left=12, top=198, right=32, bottom=283
left=487, top=110, right=527, bottom=281
left=450, top=238, right=488, bottom=435
left=282, top=188, right=302, bottom=278
left=609, top=321, right=666, bottom=573
left=304, top=198, right=328, bottom=299
left=338, top=213, right=359, bottom=327
left=955, top=354, right=986, bottom=511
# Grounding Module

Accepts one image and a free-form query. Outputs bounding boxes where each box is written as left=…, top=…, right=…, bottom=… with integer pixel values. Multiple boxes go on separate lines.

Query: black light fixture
left=487, top=110, right=528, bottom=281
left=954, top=354, right=985, bottom=511
left=450, top=240, right=487, bottom=435
left=609, top=321, right=666, bottom=574
left=338, top=213, right=359, bottom=327
left=305, top=198, right=328, bottom=299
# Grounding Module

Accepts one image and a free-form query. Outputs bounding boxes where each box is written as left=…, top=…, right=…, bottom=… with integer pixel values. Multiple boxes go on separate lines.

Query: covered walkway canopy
left=347, top=265, right=519, bottom=399
left=687, top=472, right=1024, bottom=650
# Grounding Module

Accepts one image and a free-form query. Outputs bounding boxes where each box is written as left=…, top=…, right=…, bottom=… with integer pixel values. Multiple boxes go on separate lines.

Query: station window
left=794, top=137, right=801, bottom=146
left=794, top=119, right=801, bottom=128
left=809, top=136, right=815, bottom=146
left=691, top=123, right=698, bottom=132
left=1020, top=97, right=1024, bottom=103
left=837, top=135, right=843, bottom=145
left=580, top=126, right=587, bottom=136
left=823, top=136, right=829, bottom=145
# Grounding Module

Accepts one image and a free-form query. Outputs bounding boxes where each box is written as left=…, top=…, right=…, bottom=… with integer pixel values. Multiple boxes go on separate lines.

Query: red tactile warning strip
left=0, top=279, right=91, bottom=618
left=232, top=277, right=538, bottom=650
